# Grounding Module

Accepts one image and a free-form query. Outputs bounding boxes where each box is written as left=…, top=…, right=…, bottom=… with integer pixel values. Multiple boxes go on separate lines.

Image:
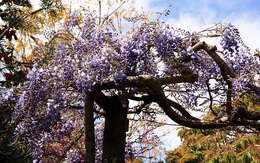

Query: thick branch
left=192, top=41, right=236, bottom=79
left=166, top=98, right=200, bottom=121
left=95, top=74, right=198, bottom=90
left=128, top=95, right=151, bottom=102
left=149, top=83, right=260, bottom=129
left=193, top=42, right=235, bottom=115
left=226, top=79, right=233, bottom=115
left=230, top=106, right=260, bottom=121
left=93, top=91, right=111, bottom=111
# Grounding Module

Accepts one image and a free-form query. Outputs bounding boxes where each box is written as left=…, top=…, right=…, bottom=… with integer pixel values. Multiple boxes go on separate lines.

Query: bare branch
left=206, top=80, right=217, bottom=116
left=193, top=41, right=235, bottom=116
left=101, top=0, right=126, bottom=25
left=129, top=118, right=181, bottom=126
left=128, top=100, right=152, bottom=114
left=57, top=127, right=84, bottom=162
left=98, top=0, right=101, bottom=25
left=0, top=28, right=9, bottom=40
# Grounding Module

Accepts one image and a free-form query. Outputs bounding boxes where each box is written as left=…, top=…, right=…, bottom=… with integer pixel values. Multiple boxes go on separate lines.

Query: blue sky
left=149, top=0, right=260, bottom=19
left=38, top=0, right=260, bottom=49
left=136, top=0, right=260, bottom=50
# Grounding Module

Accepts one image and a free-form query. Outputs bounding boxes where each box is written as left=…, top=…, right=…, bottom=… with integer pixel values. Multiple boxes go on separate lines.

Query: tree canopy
left=0, top=0, right=64, bottom=87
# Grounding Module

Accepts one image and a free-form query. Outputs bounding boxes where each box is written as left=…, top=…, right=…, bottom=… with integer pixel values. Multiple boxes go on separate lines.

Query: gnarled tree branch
left=94, top=74, right=198, bottom=90
left=148, top=81, right=260, bottom=129
left=166, top=98, right=200, bottom=121
left=193, top=41, right=235, bottom=116
left=192, top=41, right=236, bottom=79
left=206, top=80, right=217, bottom=116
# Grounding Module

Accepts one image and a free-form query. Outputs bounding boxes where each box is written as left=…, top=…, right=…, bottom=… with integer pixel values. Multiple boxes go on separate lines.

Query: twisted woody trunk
left=84, top=91, right=129, bottom=163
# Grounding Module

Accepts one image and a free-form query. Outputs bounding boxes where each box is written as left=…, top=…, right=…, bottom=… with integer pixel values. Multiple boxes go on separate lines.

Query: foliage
left=0, top=0, right=31, bottom=87
left=0, top=0, right=64, bottom=87
left=166, top=95, right=260, bottom=163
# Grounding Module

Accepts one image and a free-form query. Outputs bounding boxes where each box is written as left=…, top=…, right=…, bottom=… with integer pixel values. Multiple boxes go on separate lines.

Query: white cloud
left=167, top=11, right=260, bottom=51
left=168, top=13, right=210, bottom=31
left=132, top=0, right=151, bottom=12
left=155, top=123, right=181, bottom=151
left=229, top=15, right=260, bottom=50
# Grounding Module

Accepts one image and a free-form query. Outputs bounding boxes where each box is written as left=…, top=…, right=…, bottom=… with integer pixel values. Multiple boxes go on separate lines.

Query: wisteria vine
left=0, top=9, right=258, bottom=162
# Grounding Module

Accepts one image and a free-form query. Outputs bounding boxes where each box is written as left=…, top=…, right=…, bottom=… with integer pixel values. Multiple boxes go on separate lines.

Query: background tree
left=0, top=0, right=64, bottom=87
left=166, top=93, right=260, bottom=162
left=0, top=0, right=32, bottom=87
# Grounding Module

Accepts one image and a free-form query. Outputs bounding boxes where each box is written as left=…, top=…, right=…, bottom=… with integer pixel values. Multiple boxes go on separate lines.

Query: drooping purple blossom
left=221, top=23, right=239, bottom=54
left=66, top=12, right=80, bottom=28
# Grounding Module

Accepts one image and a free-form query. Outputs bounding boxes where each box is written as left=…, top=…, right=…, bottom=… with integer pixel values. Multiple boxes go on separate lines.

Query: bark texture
left=102, top=96, right=128, bottom=163
left=84, top=92, right=95, bottom=163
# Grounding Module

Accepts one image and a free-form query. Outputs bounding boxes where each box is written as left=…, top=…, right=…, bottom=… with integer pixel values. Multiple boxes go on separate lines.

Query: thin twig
left=206, top=80, right=217, bottom=116
left=129, top=118, right=181, bottom=126
left=101, top=0, right=126, bottom=25
left=98, top=0, right=101, bottom=25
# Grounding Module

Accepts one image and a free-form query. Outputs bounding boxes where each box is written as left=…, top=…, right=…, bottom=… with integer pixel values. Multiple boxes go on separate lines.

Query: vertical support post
left=84, top=92, right=95, bottom=163
left=102, top=95, right=128, bottom=163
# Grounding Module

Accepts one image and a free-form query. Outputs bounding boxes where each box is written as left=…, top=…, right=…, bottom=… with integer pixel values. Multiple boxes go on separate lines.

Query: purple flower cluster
left=154, top=24, right=182, bottom=59
left=0, top=88, right=15, bottom=106
left=65, top=148, right=85, bottom=163
left=66, top=12, right=80, bottom=28
left=220, top=24, right=259, bottom=94
left=120, top=23, right=157, bottom=75
left=221, top=24, right=240, bottom=54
